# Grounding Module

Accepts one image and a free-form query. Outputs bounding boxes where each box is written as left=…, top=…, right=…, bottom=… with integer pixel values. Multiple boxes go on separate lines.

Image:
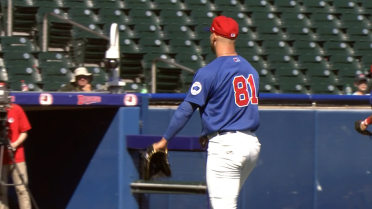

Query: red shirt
left=3, top=104, right=31, bottom=164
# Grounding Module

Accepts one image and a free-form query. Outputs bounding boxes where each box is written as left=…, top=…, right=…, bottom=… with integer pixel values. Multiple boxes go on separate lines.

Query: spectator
left=59, top=67, right=93, bottom=92
left=353, top=74, right=370, bottom=95
left=0, top=83, right=32, bottom=209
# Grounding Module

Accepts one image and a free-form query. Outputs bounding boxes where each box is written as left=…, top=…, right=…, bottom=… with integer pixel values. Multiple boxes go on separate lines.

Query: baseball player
left=153, top=16, right=261, bottom=209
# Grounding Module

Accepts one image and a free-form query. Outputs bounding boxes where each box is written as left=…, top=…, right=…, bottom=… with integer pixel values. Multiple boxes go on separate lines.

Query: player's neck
left=215, top=44, right=237, bottom=57
left=216, top=51, right=237, bottom=57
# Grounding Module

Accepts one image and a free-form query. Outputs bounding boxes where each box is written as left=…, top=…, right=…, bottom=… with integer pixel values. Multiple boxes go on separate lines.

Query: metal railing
left=151, top=58, right=195, bottom=93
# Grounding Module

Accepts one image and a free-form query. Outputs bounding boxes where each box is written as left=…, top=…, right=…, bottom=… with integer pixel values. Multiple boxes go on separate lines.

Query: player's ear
left=210, top=33, right=216, bottom=41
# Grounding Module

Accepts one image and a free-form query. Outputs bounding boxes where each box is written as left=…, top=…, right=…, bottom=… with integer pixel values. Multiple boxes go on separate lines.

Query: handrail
left=151, top=58, right=195, bottom=93
left=6, top=0, right=12, bottom=36
left=42, top=12, right=110, bottom=52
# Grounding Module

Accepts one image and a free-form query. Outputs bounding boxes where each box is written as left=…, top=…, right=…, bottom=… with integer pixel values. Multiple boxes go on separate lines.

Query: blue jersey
left=185, top=55, right=260, bottom=136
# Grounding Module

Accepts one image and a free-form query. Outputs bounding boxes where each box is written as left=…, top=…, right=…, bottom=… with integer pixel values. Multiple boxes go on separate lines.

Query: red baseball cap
left=210, top=16, right=239, bottom=39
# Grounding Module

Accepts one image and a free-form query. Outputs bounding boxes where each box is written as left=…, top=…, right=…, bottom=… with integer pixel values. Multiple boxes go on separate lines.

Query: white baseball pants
left=206, top=130, right=261, bottom=209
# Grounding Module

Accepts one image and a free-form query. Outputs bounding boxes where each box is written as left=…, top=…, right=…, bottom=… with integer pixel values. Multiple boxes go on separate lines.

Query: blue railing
left=8, top=92, right=372, bottom=106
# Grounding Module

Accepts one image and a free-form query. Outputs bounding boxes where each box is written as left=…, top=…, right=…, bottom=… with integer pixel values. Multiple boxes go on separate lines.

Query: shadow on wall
left=23, top=107, right=118, bottom=209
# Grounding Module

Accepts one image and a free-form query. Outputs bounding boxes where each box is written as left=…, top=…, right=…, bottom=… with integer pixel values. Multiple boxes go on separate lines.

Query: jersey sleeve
left=184, top=68, right=213, bottom=107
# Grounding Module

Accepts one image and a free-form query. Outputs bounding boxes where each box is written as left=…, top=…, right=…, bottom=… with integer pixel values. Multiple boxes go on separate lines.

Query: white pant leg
left=206, top=131, right=261, bottom=209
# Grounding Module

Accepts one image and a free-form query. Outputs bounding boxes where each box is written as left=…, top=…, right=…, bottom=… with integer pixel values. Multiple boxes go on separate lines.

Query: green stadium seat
left=275, top=65, right=308, bottom=85
left=120, top=38, right=142, bottom=54
left=324, top=42, right=356, bottom=57
left=360, top=54, right=372, bottom=68
left=338, top=76, right=355, bottom=93
left=281, top=12, right=312, bottom=28
left=128, top=9, right=161, bottom=25
left=353, top=41, right=372, bottom=55
left=36, top=7, right=73, bottom=50
left=153, top=0, right=187, bottom=11
left=124, top=0, right=158, bottom=10
left=57, top=0, right=93, bottom=8
left=138, top=37, right=172, bottom=55
left=362, top=0, right=372, bottom=8
left=214, top=1, right=245, bottom=12
left=0, top=36, right=38, bottom=52
left=266, top=52, right=294, bottom=63
left=39, top=62, right=73, bottom=91
left=242, top=0, right=275, bottom=12
left=189, top=9, right=218, bottom=25
left=236, top=41, right=267, bottom=58
left=163, top=24, right=199, bottom=41
left=305, top=64, right=334, bottom=78
left=70, top=37, right=108, bottom=65
left=169, top=38, right=201, bottom=55
left=93, top=0, right=126, bottom=9
left=183, top=0, right=218, bottom=10
left=4, top=0, right=38, bottom=35
left=298, top=52, right=325, bottom=64
left=155, top=65, right=182, bottom=93
left=334, top=62, right=362, bottom=77
left=333, top=0, right=358, bottom=13
left=86, top=66, right=107, bottom=91
left=308, top=77, right=340, bottom=94
left=329, top=53, right=357, bottom=64
left=220, top=11, right=253, bottom=27
left=116, top=25, right=139, bottom=41
left=175, top=52, right=205, bottom=70
left=68, top=8, right=101, bottom=24
left=142, top=53, right=174, bottom=71
left=99, top=8, right=133, bottom=27
left=38, top=52, right=73, bottom=91
left=134, top=24, right=166, bottom=42
left=6, top=65, right=42, bottom=91
left=3, top=51, right=37, bottom=67
left=277, top=76, right=307, bottom=94
left=159, top=10, right=195, bottom=26
left=260, top=75, right=278, bottom=93
left=120, top=52, right=145, bottom=83
left=273, top=0, right=301, bottom=12
left=301, top=0, right=332, bottom=13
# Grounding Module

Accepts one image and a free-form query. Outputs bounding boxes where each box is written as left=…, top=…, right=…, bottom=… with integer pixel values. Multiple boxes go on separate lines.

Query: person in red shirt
left=0, top=103, right=32, bottom=209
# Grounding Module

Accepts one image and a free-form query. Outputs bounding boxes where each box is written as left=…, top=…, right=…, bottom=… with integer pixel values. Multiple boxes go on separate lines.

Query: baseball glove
left=142, top=145, right=171, bottom=180
left=354, top=120, right=372, bottom=136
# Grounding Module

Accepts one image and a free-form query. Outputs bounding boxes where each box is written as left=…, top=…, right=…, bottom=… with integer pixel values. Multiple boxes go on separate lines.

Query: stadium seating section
left=0, top=0, right=370, bottom=93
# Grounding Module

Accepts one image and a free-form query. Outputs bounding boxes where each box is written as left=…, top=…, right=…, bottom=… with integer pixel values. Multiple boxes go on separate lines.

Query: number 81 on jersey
left=233, top=74, right=258, bottom=107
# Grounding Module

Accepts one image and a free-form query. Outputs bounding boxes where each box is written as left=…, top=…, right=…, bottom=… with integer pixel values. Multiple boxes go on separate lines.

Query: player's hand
left=153, top=137, right=168, bottom=151
left=360, top=121, right=368, bottom=131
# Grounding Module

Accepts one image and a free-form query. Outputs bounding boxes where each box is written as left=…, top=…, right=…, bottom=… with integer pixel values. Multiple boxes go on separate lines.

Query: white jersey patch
left=191, top=82, right=202, bottom=95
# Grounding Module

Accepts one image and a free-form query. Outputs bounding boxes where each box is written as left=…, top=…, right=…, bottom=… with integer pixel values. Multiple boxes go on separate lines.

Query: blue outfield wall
left=57, top=107, right=372, bottom=209
left=141, top=108, right=372, bottom=209
left=15, top=92, right=372, bottom=209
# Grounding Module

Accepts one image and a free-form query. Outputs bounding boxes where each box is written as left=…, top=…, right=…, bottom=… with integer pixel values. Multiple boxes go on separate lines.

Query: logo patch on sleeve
left=191, top=82, right=202, bottom=95
left=233, top=57, right=240, bottom=62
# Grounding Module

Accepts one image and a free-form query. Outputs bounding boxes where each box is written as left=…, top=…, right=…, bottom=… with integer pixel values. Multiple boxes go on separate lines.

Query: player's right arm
left=153, top=101, right=198, bottom=150
left=361, top=114, right=372, bottom=130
